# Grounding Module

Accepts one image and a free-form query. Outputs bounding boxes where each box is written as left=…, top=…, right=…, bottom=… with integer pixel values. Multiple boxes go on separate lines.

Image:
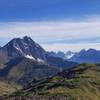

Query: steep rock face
left=0, top=36, right=46, bottom=61
left=0, top=36, right=77, bottom=69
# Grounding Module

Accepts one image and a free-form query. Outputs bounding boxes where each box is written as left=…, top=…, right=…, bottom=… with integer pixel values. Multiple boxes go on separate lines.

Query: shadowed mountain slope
left=0, top=57, right=59, bottom=85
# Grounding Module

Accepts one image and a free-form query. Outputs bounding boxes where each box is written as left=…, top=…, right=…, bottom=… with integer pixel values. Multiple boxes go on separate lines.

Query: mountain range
left=48, top=51, right=76, bottom=59
left=0, top=36, right=100, bottom=100
left=69, top=49, right=100, bottom=64
left=0, top=36, right=77, bottom=85
left=49, top=49, right=100, bottom=64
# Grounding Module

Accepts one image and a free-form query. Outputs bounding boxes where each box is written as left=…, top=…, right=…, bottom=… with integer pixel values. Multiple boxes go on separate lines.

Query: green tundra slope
left=2, top=63, right=100, bottom=100
left=0, top=81, right=21, bottom=97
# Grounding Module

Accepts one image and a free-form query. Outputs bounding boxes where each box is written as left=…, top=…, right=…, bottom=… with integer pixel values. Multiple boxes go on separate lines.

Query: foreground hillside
left=0, top=81, right=21, bottom=97
left=3, top=63, right=100, bottom=100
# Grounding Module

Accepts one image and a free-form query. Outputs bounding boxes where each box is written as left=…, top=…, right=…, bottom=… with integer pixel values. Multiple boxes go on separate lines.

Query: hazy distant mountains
left=49, top=49, right=100, bottom=64
left=0, top=36, right=77, bottom=85
left=69, top=49, right=100, bottom=64
left=48, top=51, right=76, bottom=59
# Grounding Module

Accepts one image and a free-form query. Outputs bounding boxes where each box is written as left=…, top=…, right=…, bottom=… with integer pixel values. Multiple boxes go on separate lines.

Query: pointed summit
left=0, top=36, right=46, bottom=60
left=0, top=36, right=77, bottom=69
left=23, top=36, right=30, bottom=39
left=23, top=36, right=34, bottom=42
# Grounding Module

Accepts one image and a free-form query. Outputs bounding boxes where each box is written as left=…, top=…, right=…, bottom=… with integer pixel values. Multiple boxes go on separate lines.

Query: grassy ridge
left=2, top=63, right=100, bottom=100
left=0, top=81, right=21, bottom=97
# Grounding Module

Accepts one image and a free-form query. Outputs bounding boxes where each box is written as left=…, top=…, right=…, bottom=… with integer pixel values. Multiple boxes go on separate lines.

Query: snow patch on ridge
left=24, top=55, right=44, bottom=63
left=25, top=55, right=35, bottom=60
left=37, top=58, right=44, bottom=63
left=66, top=53, right=75, bottom=59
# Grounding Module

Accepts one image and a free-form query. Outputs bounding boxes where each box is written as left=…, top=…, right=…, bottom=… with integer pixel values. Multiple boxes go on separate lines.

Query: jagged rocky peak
left=1, top=36, right=46, bottom=60
left=0, top=36, right=77, bottom=68
left=23, top=36, right=35, bottom=43
left=23, top=35, right=31, bottom=40
left=6, top=36, right=35, bottom=46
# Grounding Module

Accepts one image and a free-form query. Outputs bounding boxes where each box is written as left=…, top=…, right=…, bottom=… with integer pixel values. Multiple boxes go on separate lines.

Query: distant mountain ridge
left=48, top=48, right=100, bottom=64
left=48, top=51, right=76, bottom=59
left=69, top=48, right=100, bottom=64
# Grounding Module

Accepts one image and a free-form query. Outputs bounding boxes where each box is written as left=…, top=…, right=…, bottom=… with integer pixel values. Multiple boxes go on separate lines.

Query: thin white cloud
left=41, top=43, right=100, bottom=52
left=0, top=21, right=100, bottom=40
left=0, top=16, right=100, bottom=51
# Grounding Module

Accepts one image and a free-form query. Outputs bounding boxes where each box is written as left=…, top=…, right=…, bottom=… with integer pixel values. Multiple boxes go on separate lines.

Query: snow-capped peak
left=65, top=51, right=76, bottom=59
left=65, top=53, right=75, bottom=59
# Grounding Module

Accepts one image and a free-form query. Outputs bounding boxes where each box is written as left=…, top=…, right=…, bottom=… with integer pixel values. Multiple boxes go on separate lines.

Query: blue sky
left=0, top=0, right=100, bottom=51
left=0, top=0, right=100, bottom=21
